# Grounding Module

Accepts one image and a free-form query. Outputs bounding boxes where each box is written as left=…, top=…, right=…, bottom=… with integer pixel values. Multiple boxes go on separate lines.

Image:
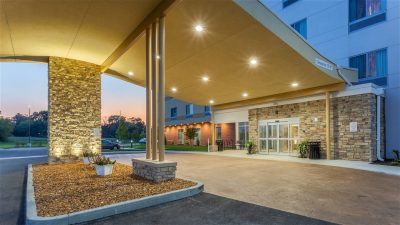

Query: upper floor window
left=170, top=107, right=177, bottom=118
left=283, top=0, right=299, bottom=8
left=204, top=106, right=211, bottom=116
left=291, top=18, right=307, bottom=39
left=349, top=48, right=387, bottom=80
left=349, top=0, right=386, bottom=32
left=185, top=104, right=193, bottom=116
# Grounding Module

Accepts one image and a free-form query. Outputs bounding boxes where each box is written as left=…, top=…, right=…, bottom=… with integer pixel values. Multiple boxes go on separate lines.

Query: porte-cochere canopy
left=0, top=0, right=357, bottom=107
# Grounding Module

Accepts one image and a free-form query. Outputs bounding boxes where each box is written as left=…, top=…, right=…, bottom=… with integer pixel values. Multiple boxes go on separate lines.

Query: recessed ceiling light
left=171, top=87, right=177, bottom=92
left=209, top=100, right=214, bottom=104
left=202, top=76, right=209, bottom=82
left=128, top=71, right=134, bottom=76
left=195, top=25, right=204, bottom=32
left=249, top=58, right=258, bottom=66
left=291, top=82, right=299, bottom=87
left=242, top=92, right=248, bottom=97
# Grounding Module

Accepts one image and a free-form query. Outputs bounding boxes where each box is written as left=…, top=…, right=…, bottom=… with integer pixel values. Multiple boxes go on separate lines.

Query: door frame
left=258, top=118, right=300, bottom=155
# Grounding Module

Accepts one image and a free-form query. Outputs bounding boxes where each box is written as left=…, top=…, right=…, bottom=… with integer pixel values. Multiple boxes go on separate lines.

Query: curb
left=26, top=164, right=204, bottom=225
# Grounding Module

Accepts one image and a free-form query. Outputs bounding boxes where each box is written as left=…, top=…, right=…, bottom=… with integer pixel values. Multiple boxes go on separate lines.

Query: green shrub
left=93, top=155, right=116, bottom=165
left=392, top=149, right=400, bottom=166
left=297, top=141, right=309, bottom=158
left=247, top=141, right=256, bottom=154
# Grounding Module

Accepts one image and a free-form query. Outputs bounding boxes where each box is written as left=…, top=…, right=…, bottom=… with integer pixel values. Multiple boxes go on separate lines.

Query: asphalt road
left=0, top=149, right=335, bottom=225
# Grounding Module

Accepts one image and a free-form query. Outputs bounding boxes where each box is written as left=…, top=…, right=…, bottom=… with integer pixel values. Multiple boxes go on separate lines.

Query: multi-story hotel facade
left=164, top=0, right=399, bottom=161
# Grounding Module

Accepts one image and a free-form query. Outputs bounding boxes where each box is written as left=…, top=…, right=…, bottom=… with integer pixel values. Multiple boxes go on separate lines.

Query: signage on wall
left=350, top=122, right=358, bottom=132
left=315, top=58, right=333, bottom=71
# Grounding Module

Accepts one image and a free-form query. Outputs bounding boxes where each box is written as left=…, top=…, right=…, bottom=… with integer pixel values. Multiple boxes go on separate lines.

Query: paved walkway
left=111, top=152, right=400, bottom=225
left=159, top=150, right=400, bottom=176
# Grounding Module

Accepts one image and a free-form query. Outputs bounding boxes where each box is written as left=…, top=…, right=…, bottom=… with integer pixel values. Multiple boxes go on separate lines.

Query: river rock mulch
left=32, top=163, right=196, bottom=217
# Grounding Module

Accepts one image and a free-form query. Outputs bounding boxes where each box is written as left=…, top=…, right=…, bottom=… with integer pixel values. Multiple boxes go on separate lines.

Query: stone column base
left=132, top=158, right=177, bottom=182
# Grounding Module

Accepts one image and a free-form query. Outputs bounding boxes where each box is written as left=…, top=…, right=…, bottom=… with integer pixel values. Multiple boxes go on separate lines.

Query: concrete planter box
left=95, top=164, right=113, bottom=176
left=83, top=157, right=90, bottom=165
left=26, top=164, right=203, bottom=225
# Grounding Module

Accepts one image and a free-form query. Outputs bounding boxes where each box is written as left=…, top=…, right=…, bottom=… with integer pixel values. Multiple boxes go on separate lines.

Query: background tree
left=185, top=128, right=197, bottom=146
left=116, top=118, right=129, bottom=141
left=0, top=118, right=14, bottom=141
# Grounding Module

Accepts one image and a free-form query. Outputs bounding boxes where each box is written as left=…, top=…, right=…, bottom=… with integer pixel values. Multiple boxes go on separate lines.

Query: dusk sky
left=0, top=62, right=146, bottom=120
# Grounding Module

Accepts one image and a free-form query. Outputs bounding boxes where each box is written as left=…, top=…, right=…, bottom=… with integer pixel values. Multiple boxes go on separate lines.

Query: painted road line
left=0, top=155, right=48, bottom=160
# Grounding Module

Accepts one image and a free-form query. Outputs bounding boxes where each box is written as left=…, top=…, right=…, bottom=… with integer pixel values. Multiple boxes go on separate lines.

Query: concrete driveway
left=113, top=152, right=400, bottom=225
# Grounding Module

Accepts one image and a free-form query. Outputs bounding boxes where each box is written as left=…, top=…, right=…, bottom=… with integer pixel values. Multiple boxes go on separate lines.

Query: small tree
left=185, top=128, right=197, bottom=146
left=116, top=118, right=129, bottom=141
left=0, top=118, right=14, bottom=141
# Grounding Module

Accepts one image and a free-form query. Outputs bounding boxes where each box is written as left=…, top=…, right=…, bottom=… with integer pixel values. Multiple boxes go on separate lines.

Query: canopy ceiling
left=0, top=0, right=357, bottom=106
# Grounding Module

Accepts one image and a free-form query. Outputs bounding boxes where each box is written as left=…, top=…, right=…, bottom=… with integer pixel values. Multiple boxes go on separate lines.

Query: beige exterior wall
left=48, top=57, right=101, bottom=163
left=248, top=93, right=383, bottom=161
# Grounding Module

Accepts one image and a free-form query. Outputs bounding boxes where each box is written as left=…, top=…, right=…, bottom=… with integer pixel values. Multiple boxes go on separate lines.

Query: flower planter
left=95, top=164, right=113, bottom=176
left=83, top=157, right=91, bottom=165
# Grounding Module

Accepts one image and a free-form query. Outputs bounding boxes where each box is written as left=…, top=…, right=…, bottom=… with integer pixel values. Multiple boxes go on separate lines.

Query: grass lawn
left=0, top=136, right=48, bottom=149
left=133, top=144, right=208, bottom=152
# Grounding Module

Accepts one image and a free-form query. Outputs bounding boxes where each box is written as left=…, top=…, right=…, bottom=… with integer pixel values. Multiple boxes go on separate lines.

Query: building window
left=291, top=18, right=307, bottom=39
left=194, top=128, right=201, bottom=145
left=216, top=127, right=222, bottom=140
left=185, top=104, right=193, bottom=118
left=204, top=105, right=211, bottom=116
left=238, top=122, right=249, bottom=145
left=349, top=48, right=387, bottom=80
left=170, top=107, right=177, bottom=119
left=283, top=0, right=299, bottom=8
left=349, top=0, right=386, bottom=32
left=178, top=129, right=185, bottom=144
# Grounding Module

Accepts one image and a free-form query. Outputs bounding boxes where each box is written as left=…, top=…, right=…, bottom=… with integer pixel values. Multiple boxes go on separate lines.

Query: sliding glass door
left=258, top=118, right=299, bottom=155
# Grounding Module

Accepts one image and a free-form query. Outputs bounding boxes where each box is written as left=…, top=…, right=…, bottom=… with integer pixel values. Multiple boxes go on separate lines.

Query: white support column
left=151, top=21, right=158, bottom=161
left=158, top=16, right=165, bottom=162
left=145, top=27, right=152, bottom=160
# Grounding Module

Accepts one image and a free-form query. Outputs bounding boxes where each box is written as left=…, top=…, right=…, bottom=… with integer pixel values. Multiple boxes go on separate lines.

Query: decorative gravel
left=32, top=163, right=196, bottom=217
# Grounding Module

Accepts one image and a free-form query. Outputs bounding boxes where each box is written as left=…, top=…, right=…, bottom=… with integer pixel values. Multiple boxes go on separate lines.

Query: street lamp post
left=28, top=105, right=31, bottom=148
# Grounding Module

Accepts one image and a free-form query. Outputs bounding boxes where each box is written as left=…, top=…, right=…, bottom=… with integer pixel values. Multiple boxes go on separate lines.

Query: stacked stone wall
left=48, top=57, right=101, bottom=163
left=248, top=94, right=382, bottom=161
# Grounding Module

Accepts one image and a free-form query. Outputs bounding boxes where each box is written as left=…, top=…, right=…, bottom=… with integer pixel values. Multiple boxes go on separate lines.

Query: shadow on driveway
left=0, top=156, right=47, bottom=225
left=80, top=192, right=336, bottom=225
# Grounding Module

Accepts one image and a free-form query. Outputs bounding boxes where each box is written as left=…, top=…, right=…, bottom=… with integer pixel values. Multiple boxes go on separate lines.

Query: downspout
left=376, top=95, right=384, bottom=161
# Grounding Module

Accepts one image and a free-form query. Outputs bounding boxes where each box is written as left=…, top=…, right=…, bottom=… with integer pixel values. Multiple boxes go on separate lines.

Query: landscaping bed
left=32, top=163, right=196, bottom=217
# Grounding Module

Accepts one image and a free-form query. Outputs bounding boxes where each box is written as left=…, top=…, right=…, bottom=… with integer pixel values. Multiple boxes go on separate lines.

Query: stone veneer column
left=48, top=57, right=101, bottom=163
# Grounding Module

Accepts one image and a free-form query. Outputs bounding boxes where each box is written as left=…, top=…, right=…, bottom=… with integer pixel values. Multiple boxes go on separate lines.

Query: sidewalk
left=174, top=150, right=400, bottom=176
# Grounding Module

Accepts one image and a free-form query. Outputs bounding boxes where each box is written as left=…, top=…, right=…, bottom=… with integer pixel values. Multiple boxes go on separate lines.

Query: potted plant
left=297, top=141, right=309, bottom=158
left=82, top=151, right=98, bottom=165
left=247, top=141, right=256, bottom=154
left=93, top=155, right=116, bottom=176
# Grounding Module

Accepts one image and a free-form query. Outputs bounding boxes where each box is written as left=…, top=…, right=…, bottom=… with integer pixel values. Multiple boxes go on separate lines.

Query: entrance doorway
left=258, top=118, right=299, bottom=156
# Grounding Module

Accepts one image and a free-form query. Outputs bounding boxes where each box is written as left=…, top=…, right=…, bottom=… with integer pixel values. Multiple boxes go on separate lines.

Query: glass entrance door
left=259, top=119, right=299, bottom=155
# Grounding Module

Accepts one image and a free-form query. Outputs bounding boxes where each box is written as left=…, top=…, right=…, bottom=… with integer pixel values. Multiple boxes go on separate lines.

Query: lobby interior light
left=128, top=71, right=134, bottom=76
left=209, top=100, right=214, bottom=104
left=291, top=82, right=299, bottom=87
left=242, top=92, right=248, bottom=97
left=194, top=24, right=204, bottom=32
left=202, top=76, right=209, bottom=82
left=156, top=55, right=160, bottom=59
left=171, top=87, right=177, bottom=92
